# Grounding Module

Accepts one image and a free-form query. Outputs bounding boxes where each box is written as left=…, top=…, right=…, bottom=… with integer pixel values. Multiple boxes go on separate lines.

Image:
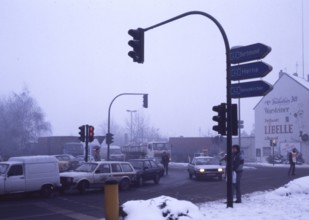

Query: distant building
left=254, top=71, right=309, bottom=163
left=169, top=136, right=226, bottom=162
left=169, top=136, right=255, bottom=163
left=36, top=136, right=80, bottom=155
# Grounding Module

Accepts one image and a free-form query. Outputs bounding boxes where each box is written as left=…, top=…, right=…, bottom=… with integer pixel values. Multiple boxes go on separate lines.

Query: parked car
left=128, top=159, right=164, bottom=186
left=188, top=156, right=225, bottom=180
left=60, top=161, right=136, bottom=193
left=0, top=156, right=61, bottom=197
left=54, top=154, right=80, bottom=172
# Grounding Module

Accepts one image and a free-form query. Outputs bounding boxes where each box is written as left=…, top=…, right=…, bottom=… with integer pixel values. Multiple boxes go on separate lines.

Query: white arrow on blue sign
left=230, top=43, right=271, bottom=64
left=230, top=61, right=273, bottom=81
left=230, top=80, right=273, bottom=98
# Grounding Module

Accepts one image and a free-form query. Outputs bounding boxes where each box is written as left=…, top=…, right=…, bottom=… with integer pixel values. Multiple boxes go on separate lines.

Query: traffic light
left=128, top=28, right=144, bottom=63
left=78, top=125, right=86, bottom=142
left=231, top=104, right=238, bottom=136
left=143, top=94, right=148, bottom=108
left=212, top=103, right=227, bottom=135
left=88, top=126, right=94, bottom=142
left=106, top=133, right=114, bottom=145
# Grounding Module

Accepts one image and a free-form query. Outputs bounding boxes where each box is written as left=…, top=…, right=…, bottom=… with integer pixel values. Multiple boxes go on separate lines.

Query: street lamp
left=127, top=110, right=137, bottom=144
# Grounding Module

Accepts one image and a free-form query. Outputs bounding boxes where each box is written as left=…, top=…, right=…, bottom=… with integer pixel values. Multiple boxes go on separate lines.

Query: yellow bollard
left=104, top=179, right=119, bottom=220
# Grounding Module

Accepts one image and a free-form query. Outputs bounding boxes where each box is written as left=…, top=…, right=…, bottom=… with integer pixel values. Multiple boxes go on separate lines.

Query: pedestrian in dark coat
left=288, top=148, right=298, bottom=176
left=232, top=145, right=244, bottom=203
left=161, top=152, right=170, bottom=175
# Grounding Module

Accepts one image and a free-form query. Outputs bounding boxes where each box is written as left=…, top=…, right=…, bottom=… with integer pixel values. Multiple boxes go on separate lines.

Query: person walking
left=232, top=145, right=244, bottom=203
left=288, top=148, right=298, bottom=176
left=161, top=151, right=170, bottom=175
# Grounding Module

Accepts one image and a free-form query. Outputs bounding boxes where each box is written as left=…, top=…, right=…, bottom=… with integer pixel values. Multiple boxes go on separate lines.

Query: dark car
left=128, top=159, right=164, bottom=186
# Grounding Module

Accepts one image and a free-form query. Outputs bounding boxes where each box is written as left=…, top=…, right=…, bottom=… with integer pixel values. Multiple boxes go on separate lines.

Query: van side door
left=5, top=164, right=26, bottom=193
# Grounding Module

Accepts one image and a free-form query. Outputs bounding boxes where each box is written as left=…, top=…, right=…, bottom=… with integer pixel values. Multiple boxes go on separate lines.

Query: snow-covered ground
left=118, top=176, right=309, bottom=220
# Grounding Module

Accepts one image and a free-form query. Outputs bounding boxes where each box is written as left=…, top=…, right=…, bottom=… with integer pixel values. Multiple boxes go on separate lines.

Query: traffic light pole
left=137, top=11, right=233, bottom=207
left=107, top=93, right=148, bottom=161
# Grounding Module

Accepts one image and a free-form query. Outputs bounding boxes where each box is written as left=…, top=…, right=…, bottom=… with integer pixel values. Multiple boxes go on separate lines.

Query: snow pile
left=119, top=176, right=309, bottom=220
left=200, top=176, right=309, bottom=220
left=120, top=195, right=204, bottom=220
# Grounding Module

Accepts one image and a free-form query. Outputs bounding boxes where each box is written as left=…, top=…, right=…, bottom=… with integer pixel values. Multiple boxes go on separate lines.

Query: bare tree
left=0, top=89, right=51, bottom=158
left=125, top=112, right=162, bottom=144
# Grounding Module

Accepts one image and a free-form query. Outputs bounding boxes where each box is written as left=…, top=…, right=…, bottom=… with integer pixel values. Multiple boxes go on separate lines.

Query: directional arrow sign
left=230, top=43, right=271, bottom=64
left=230, top=61, right=273, bottom=81
left=230, top=80, right=273, bottom=98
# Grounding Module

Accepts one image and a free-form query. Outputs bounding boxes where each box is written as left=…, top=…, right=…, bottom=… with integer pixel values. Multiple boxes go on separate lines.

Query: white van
left=0, top=155, right=61, bottom=197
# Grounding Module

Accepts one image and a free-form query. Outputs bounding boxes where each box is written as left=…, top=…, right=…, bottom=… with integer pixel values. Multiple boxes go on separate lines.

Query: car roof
left=84, top=161, right=130, bottom=165
left=193, top=156, right=214, bottom=159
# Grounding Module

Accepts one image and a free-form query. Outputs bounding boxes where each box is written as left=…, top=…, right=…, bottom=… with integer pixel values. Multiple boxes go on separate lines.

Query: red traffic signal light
left=128, top=28, right=144, bottom=63
left=88, top=126, right=94, bottom=142
left=212, top=103, right=227, bottom=135
left=78, top=125, right=86, bottom=142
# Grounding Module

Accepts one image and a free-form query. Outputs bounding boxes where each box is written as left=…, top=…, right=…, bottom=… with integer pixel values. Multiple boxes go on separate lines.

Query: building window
left=263, top=147, right=271, bottom=157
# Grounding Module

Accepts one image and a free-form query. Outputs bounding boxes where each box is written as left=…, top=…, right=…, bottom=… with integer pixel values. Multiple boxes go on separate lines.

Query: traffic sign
left=230, top=80, right=272, bottom=98
left=230, top=43, right=271, bottom=64
left=230, top=61, right=273, bottom=81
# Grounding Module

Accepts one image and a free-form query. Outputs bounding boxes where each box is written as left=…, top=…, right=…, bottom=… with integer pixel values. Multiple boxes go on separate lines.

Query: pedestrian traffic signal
left=106, top=133, right=114, bottom=145
left=88, top=126, right=94, bottom=142
left=143, top=94, right=148, bottom=108
left=79, top=125, right=86, bottom=142
left=128, top=28, right=144, bottom=63
left=212, top=103, right=227, bottom=135
left=231, top=104, right=238, bottom=136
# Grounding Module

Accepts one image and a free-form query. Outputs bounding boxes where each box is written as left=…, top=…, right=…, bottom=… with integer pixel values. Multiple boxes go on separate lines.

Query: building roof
left=254, top=71, right=309, bottom=109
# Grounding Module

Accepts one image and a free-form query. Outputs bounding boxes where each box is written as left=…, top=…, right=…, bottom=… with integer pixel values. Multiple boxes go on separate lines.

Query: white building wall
left=255, top=74, right=309, bottom=163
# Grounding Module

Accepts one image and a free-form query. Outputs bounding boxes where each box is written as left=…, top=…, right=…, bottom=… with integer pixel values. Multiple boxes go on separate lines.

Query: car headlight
left=218, top=168, right=223, bottom=172
left=199, top=168, right=205, bottom=173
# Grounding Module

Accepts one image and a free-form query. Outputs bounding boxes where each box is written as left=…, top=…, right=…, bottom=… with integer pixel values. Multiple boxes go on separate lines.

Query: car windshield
left=194, top=157, right=217, bottom=165
left=129, top=160, right=143, bottom=169
left=0, top=164, right=9, bottom=174
left=75, top=163, right=98, bottom=172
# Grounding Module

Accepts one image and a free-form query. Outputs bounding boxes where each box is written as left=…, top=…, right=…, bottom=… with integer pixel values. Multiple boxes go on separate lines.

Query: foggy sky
left=0, top=0, right=308, bottom=138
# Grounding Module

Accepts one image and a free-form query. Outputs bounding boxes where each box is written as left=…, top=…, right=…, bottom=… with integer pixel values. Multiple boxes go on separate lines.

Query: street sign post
left=230, top=43, right=271, bottom=64
left=230, top=80, right=272, bottom=98
left=230, top=61, right=273, bottom=81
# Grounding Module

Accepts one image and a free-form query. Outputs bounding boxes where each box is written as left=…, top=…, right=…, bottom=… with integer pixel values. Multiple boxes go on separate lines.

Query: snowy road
left=0, top=164, right=308, bottom=219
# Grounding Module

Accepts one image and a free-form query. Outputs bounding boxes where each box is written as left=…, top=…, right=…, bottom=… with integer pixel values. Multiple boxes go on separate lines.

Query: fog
left=0, top=0, right=308, bottom=138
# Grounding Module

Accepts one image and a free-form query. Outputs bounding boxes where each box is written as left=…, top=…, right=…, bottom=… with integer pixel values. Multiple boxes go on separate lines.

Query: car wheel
left=137, top=177, right=144, bottom=187
left=154, top=174, right=160, bottom=184
left=119, top=178, right=130, bottom=191
left=78, top=180, right=89, bottom=194
left=40, top=185, right=54, bottom=198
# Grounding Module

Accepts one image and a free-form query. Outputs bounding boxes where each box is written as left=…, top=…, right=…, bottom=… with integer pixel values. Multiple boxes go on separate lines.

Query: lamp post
left=107, top=93, right=148, bottom=161
left=127, top=110, right=137, bottom=144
